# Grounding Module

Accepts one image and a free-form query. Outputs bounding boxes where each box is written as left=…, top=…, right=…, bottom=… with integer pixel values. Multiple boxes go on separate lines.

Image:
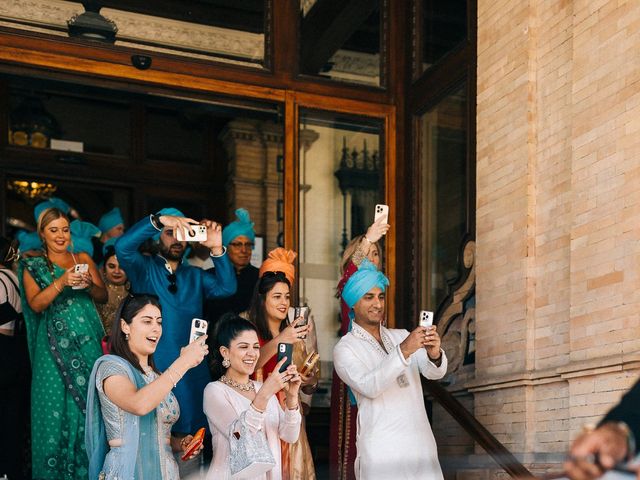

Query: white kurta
left=333, top=323, right=448, bottom=480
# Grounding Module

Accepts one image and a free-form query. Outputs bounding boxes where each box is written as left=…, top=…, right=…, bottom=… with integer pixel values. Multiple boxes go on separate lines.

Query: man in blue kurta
left=115, top=209, right=237, bottom=434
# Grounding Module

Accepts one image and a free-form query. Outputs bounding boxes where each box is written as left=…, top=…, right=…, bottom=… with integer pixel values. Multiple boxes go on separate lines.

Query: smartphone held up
left=189, top=318, right=208, bottom=343
left=72, top=263, right=89, bottom=289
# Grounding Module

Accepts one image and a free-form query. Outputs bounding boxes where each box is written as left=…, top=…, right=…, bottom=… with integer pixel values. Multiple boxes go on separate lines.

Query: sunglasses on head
left=167, top=273, right=178, bottom=294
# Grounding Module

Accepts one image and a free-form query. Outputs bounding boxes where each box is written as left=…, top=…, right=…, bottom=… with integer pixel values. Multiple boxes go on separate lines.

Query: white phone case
left=374, top=204, right=389, bottom=224
left=189, top=318, right=208, bottom=343
left=72, top=264, right=89, bottom=290
left=419, top=310, right=434, bottom=327
left=176, top=225, right=207, bottom=242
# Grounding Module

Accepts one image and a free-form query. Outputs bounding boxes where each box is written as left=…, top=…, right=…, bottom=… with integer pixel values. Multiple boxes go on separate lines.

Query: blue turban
left=342, top=259, right=389, bottom=313
left=222, top=208, right=256, bottom=246
left=16, top=230, right=42, bottom=252
left=102, top=237, right=117, bottom=257
left=153, top=207, right=185, bottom=241
left=34, top=197, right=71, bottom=223
left=70, top=220, right=101, bottom=256
left=98, top=207, right=124, bottom=233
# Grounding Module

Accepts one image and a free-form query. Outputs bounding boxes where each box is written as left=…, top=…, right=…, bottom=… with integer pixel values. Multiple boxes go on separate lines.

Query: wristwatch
left=150, top=213, right=164, bottom=231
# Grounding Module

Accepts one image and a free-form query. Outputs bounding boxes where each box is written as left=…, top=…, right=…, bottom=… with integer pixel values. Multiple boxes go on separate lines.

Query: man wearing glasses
left=115, top=208, right=236, bottom=449
left=204, top=208, right=260, bottom=333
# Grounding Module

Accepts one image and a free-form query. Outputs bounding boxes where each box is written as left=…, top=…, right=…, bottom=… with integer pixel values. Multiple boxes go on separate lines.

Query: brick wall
left=452, top=0, right=640, bottom=472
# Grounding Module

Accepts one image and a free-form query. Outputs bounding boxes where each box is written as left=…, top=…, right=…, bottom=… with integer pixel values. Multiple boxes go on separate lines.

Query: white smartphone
left=72, top=263, right=89, bottom=289
left=189, top=318, right=208, bottom=343
left=175, top=225, right=207, bottom=242
left=419, top=310, right=434, bottom=328
left=374, top=204, right=389, bottom=224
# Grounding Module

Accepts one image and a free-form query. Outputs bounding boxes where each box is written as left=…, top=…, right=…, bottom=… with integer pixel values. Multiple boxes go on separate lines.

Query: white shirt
left=203, top=380, right=301, bottom=480
left=0, top=268, right=21, bottom=334
left=333, top=322, right=448, bottom=480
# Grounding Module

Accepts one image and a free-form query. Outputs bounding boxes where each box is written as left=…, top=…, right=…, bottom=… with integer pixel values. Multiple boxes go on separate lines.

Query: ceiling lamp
left=67, top=1, right=118, bottom=43
left=7, top=180, right=58, bottom=202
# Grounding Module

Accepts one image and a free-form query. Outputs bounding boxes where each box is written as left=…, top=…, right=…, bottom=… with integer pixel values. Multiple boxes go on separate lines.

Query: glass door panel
left=297, top=108, right=384, bottom=371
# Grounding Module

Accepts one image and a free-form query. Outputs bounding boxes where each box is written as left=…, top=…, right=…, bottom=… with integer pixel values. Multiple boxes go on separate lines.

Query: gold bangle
left=287, top=403, right=299, bottom=411
left=52, top=279, right=62, bottom=293
left=249, top=402, right=265, bottom=414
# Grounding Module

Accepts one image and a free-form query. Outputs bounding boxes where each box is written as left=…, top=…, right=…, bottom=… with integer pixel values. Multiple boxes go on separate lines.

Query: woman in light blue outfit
left=86, top=294, right=209, bottom=479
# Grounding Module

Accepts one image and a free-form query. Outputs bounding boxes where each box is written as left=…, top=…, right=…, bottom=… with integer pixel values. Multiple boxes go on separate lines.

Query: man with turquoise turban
left=92, top=207, right=126, bottom=265
left=333, top=260, right=448, bottom=480
left=204, top=208, right=260, bottom=333
left=115, top=208, right=237, bottom=448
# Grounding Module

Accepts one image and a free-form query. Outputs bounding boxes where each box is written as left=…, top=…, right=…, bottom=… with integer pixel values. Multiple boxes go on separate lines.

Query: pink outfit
left=203, top=380, right=301, bottom=480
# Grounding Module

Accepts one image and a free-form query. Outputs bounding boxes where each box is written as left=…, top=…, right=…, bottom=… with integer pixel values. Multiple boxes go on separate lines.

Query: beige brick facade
left=436, top=0, right=640, bottom=474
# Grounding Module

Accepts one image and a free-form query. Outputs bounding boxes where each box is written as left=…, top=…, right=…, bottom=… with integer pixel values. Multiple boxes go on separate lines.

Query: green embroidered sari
left=19, top=256, right=104, bottom=480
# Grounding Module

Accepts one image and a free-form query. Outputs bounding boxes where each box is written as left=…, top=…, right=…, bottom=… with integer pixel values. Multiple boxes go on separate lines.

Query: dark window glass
left=419, top=82, right=468, bottom=310
left=417, top=0, right=467, bottom=76
left=300, top=0, right=382, bottom=87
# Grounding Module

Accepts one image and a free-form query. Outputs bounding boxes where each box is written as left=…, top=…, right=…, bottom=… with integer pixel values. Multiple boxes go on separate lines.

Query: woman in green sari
left=20, top=207, right=107, bottom=480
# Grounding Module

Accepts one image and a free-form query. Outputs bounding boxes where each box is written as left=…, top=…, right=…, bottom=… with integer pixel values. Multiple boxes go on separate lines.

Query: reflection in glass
left=298, top=110, right=384, bottom=372
left=300, top=0, right=382, bottom=86
left=417, top=0, right=467, bottom=75
left=419, top=82, right=468, bottom=310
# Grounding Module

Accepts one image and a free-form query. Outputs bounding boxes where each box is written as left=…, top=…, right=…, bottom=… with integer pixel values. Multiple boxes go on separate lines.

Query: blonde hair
left=37, top=207, right=70, bottom=249
left=340, top=234, right=381, bottom=274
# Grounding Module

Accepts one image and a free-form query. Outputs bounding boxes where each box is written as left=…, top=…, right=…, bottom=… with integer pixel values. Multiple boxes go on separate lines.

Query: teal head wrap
left=98, top=207, right=124, bottom=233
left=222, top=208, right=256, bottom=246
left=34, top=197, right=71, bottom=223
left=16, top=230, right=42, bottom=252
left=153, top=207, right=185, bottom=241
left=342, top=259, right=389, bottom=311
left=70, top=220, right=101, bottom=256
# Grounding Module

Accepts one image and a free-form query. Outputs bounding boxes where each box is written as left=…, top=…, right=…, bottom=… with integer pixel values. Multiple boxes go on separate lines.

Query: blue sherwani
left=115, top=216, right=237, bottom=433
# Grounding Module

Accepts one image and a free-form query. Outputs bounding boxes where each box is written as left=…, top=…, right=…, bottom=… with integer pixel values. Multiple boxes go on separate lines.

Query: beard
left=159, top=241, right=185, bottom=261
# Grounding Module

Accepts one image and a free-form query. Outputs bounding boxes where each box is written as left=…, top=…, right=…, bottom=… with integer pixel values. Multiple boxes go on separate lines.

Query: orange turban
left=259, top=248, right=297, bottom=285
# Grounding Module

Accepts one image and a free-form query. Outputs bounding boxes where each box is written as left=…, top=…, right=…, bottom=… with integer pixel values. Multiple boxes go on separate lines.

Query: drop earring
left=222, top=358, right=230, bottom=368
left=125, top=333, right=130, bottom=341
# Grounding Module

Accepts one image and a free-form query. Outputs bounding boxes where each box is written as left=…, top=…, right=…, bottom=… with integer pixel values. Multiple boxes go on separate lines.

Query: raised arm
left=102, top=338, right=207, bottom=416
left=202, top=253, right=237, bottom=299
left=114, top=216, right=157, bottom=285
left=333, top=341, right=407, bottom=400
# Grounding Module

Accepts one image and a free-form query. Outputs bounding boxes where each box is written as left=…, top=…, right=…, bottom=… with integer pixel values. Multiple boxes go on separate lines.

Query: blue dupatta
left=86, top=355, right=163, bottom=480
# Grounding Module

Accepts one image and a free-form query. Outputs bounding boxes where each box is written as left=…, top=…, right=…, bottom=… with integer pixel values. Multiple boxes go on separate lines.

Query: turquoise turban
left=153, top=207, right=185, bottom=241
left=70, top=220, right=101, bottom=256
left=222, top=208, right=255, bottom=246
left=342, top=259, right=389, bottom=310
left=34, top=197, right=71, bottom=223
left=16, top=230, right=42, bottom=252
left=102, top=237, right=117, bottom=257
left=98, top=207, right=124, bottom=233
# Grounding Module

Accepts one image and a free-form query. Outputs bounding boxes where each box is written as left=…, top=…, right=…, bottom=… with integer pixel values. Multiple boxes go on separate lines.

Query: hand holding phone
left=374, top=204, right=389, bottom=225
left=293, top=306, right=310, bottom=339
left=189, top=318, right=208, bottom=344
left=277, top=343, right=293, bottom=375
left=72, top=263, right=89, bottom=290
left=419, top=310, right=433, bottom=328
left=175, top=225, right=208, bottom=242
left=180, top=427, right=205, bottom=461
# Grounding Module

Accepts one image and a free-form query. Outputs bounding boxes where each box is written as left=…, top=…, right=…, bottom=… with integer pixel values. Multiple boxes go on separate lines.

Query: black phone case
left=277, top=343, right=293, bottom=373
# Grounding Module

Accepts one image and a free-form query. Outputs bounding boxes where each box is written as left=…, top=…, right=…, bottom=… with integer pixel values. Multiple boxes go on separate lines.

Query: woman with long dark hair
left=95, top=242, right=130, bottom=335
left=19, top=206, right=107, bottom=479
left=86, top=293, right=208, bottom=479
left=204, top=313, right=302, bottom=479
left=247, top=248, right=319, bottom=480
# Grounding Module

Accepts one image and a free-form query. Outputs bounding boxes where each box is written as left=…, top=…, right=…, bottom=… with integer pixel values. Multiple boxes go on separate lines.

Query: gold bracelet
left=52, top=279, right=62, bottom=293
left=249, top=402, right=265, bottom=414
left=287, top=403, right=299, bottom=411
